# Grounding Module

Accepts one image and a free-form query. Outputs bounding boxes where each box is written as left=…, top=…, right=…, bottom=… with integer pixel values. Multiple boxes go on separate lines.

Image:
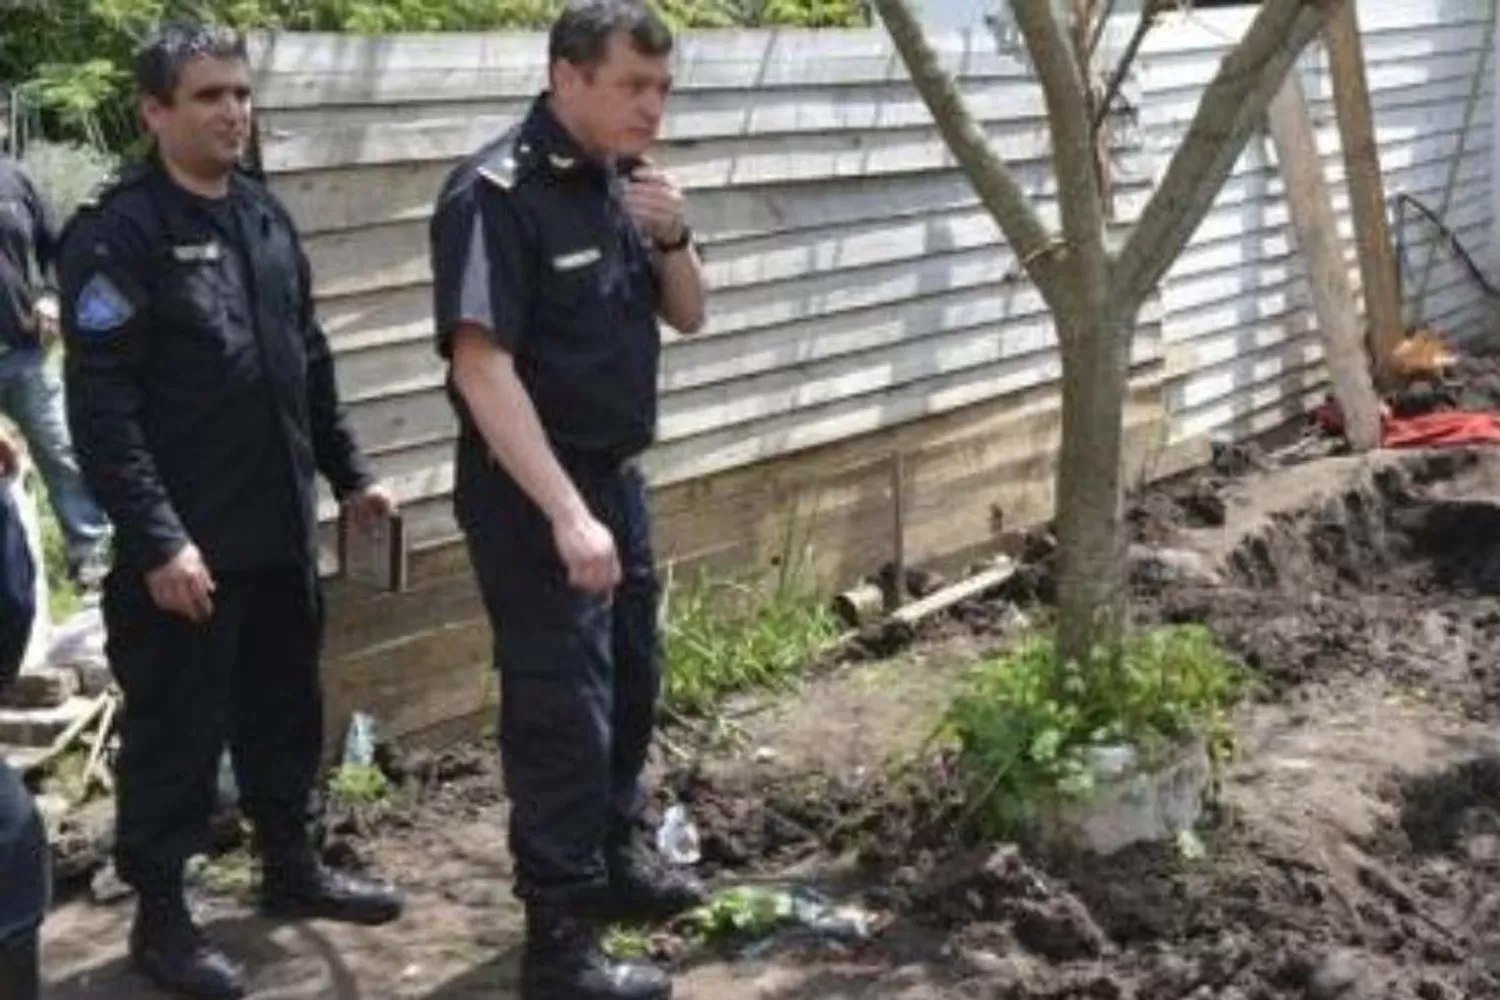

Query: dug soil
left=38, top=448, right=1500, bottom=999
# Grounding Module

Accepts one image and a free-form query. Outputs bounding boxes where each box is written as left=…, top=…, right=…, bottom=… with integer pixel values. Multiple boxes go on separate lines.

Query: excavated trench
left=664, top=451, right=1500, bottom=999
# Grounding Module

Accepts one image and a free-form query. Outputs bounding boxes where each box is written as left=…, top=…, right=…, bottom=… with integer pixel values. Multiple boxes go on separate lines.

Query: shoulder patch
left=73, top=274, right=134, bottom=336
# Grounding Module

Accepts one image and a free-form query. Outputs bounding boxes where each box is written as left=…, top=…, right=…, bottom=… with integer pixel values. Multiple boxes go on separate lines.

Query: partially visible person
left=0, top=422, right=48, bottom=1000
left=59, top=21, right=402, bottom=1000
left=0, top=155, right=111, bottom=588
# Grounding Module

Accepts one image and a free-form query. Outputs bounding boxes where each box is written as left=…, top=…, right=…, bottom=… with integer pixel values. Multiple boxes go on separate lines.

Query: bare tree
left=871, top=0, right=1357, bottom=667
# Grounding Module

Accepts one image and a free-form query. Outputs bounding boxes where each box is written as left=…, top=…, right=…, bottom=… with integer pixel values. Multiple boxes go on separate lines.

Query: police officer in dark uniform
left=58, top=23, right=403, bottom=1000
left=429, top=1, right=708, bottom=997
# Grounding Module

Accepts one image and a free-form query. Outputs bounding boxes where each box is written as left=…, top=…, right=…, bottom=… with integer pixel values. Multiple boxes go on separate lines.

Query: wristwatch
left=655, top=225, right=693, bottom=255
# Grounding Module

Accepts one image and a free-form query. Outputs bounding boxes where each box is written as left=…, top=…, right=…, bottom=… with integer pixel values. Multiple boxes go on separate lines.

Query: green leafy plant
left=681, top=886, right=792, bottom=941
left=942, top=624, right=1246, bottom=841
left=327, top=762, right=390, bottom=803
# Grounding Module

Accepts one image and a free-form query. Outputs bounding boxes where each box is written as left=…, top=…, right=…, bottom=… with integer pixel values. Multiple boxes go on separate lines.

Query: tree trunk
left=1054, top=303, right=1132, bottom=669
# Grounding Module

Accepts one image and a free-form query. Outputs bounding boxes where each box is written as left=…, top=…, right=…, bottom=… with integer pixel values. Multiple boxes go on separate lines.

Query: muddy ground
left=38, top=446, right=1500, bottom=999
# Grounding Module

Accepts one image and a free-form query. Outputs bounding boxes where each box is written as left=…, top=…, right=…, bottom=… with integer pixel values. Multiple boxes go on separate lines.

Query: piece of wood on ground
left=1265, top=71, right=1383, bottom=452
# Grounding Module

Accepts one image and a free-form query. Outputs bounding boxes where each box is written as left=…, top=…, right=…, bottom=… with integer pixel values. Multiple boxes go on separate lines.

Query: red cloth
left=1381, top=410, right=1500, bottom=448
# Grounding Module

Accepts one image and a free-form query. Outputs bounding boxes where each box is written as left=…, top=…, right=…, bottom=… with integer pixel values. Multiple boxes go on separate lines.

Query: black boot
left=259, top=849, right=403, bottom=926
left=605, top=831, right=705, bottom=924
left=522, top=902, right=672, bottom=1000
left=128, top=891, right=246, bottom=1000
left=0, top=927, right=40, bottom=1000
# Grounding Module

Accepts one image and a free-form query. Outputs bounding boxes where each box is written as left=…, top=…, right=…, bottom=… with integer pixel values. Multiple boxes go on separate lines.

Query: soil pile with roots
left=666, top=451, right=1500, bottom=999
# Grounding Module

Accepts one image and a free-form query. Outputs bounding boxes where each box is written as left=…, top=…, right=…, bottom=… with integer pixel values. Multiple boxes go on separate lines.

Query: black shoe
left=605, top=835, right=705, bottom=923
left=128, top=897, right=246, bottom=1000
left=259, top=857, right=404, bottom=926
left=522, top=904, right=672, bottom=1000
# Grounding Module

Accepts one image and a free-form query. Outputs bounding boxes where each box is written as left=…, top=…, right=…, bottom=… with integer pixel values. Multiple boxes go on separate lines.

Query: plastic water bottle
left=656, top=804, right=701, bottom=866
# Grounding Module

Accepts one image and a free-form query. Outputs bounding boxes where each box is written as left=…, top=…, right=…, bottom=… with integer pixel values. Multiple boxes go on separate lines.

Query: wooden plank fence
left=245, top=0, right=1496, bottom=747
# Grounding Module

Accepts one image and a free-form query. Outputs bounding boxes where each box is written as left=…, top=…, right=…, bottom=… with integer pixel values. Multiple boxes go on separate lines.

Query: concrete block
left=0, top=696, right=96, bottom=747
left=0, top=666, right=77, bottom=709
left=1040, top=737, right=1212, bottom=856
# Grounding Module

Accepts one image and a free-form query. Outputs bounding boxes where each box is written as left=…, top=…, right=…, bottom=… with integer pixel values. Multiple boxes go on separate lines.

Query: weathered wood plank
left=258, top=78, right=1058, bottom=172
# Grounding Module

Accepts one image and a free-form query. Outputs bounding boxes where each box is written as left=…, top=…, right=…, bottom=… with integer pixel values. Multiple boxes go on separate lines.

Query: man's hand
left=32, top=293, right=60, bottom=347
left=622, top=165, right=687, bottom=247
left=344, top=482, right=397, bottom=530
left=0, top=428, right=21, bottom=477
left=552, top=509, right=621, bottom=597
left=146, top=544, right=216, bottom=622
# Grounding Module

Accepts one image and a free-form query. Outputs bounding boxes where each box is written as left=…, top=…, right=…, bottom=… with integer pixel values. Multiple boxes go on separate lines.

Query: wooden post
left=1325, top=0, right=1404, bottom=388
left=1266, top=71, right=1383, bottom=452
left=888, top=450, right=906, bottom=611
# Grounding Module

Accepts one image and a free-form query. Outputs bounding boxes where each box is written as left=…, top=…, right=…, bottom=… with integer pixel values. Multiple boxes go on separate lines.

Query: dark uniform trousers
left=104, top=563, right=323, bottom=889
left=456, top=437, right=659, bottom=903
left=0, top=760, right=46, bottom=1000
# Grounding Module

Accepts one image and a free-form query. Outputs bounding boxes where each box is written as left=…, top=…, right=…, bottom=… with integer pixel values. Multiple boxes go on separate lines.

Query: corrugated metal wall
left=244, top=1, right=1498, bottom=745
left=249, top=28, right=1164, bottom=557
left=1143, top=0, right=1496, bottom=446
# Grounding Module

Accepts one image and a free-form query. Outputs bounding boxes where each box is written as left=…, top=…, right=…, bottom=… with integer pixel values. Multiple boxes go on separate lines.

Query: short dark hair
left=133, top=21, right=248, bottom=104
left=548, top=0, right=673, bottom=71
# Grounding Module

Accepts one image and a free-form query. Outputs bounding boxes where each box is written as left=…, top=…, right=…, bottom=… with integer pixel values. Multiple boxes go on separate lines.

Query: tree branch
left=1092, top=0, right=1161, bottom=135
left=871, top=0, right=1064, bottom=294
left=1011, top=0, right=1110, bottom=314
left=1112, top=0, right=1343, bottom=313
left=1086, top=0, right=1121, bottom=62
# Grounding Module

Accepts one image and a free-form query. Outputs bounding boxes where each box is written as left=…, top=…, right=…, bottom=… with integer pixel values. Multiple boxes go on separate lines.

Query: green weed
left=941, top=624, right=1246, bottom=842
left=681, top=885, right=792, bottom=942
left=661, top=549, right=839, bottom=717
left=30, top=470, right=82, bottom=623
left=327, top=762, right=390, bottom=804
left=601, top=925, right=653, bottom=960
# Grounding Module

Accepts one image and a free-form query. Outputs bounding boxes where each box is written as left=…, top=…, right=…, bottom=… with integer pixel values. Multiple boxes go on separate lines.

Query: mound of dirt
left=1144, top=455, right=1500, bottom=714
left=665, top=450, right=1500, bottom=999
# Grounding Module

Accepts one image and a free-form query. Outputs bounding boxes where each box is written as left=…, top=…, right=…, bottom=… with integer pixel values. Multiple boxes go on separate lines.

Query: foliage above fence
left=1, top=0, right=870, bottom=148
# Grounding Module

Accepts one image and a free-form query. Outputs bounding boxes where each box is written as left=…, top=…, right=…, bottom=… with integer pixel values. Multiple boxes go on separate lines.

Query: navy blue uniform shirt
left=0, top=157, right=59, bottom=355
left=430, top=94, right=664, bottom=462
left=56, top=155, right=372, bottom=572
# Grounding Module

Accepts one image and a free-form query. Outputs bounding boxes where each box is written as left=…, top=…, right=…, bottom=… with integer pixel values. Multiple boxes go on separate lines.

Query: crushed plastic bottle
left=215, top=749, right=238, bottom=808
left=344, top=711, right=377, bottom=767
left=656, top=803, right=702, bottom=866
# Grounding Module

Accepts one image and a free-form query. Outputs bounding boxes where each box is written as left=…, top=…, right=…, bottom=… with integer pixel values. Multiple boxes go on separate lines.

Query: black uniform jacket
left=58, top=155, right=372, bottom=572
left=430, top=95, right=664, bottom=465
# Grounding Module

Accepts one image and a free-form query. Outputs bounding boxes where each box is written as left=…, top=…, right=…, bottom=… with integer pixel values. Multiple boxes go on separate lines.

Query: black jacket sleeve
left=293, top=227, right=374, bottom=500
left=58, top=210, right=190, bottom=570
left=21, top=169, right=59, bottom=285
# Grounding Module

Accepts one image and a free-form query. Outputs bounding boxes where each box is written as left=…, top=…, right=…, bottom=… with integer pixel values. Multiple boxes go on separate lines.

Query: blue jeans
left=0, top=350, right=110, bottom=567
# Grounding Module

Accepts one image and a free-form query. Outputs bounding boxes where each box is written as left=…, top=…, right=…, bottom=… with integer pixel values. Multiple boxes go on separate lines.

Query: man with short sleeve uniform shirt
left=57, top=23, right=402, bottom=1000
left=429, top=2, right=708, bottom=998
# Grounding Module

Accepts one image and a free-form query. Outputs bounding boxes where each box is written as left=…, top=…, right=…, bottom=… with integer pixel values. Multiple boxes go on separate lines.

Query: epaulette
left=476, top=132, right=535, bottom=191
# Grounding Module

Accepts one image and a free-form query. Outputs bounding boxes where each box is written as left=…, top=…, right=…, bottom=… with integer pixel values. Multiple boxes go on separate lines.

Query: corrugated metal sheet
left=1140, top=0, right=1497, bottom=445
left=249, top=26, right=1162, bottom=549
left=247, top=0, right=1497, bottom=551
